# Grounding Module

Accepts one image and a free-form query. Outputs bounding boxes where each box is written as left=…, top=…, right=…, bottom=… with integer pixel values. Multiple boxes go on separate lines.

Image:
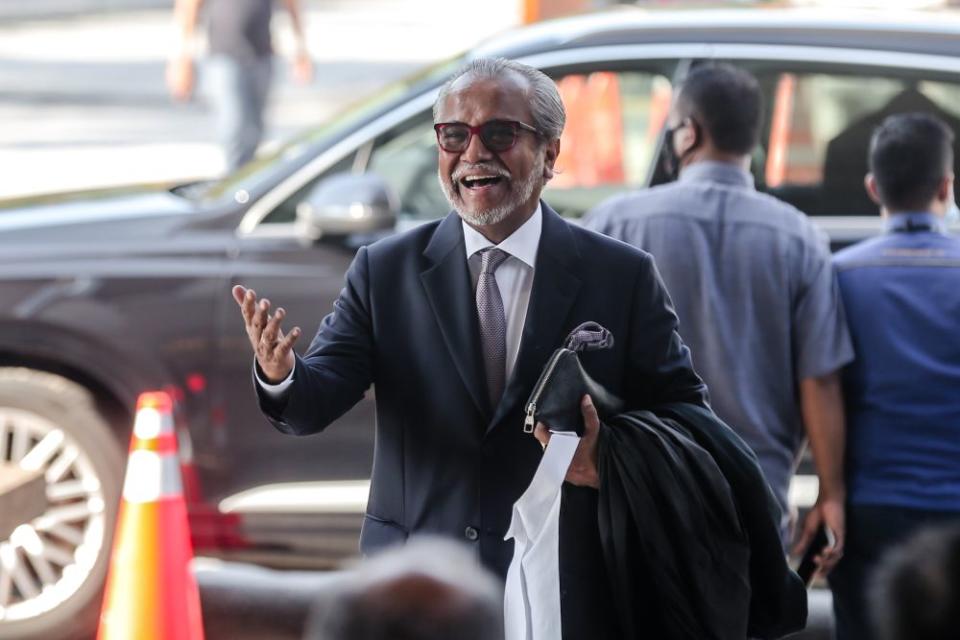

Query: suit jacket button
left=464, top=526, right=479, bottom=541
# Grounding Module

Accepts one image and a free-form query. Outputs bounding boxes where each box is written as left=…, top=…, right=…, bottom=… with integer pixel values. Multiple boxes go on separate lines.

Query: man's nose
left=461, top=130, right=493, bottom=163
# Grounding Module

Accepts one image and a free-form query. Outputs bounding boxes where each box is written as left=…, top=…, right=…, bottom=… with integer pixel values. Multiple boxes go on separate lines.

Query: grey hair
left=433, top=57, right=566, bottom=142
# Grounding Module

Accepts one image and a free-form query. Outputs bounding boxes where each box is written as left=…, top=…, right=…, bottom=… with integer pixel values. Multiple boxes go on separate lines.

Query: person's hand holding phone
left=792, top=496, right=845, bottom=582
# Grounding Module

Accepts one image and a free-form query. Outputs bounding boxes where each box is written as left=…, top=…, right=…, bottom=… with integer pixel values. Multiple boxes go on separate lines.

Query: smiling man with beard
left=234, top=57, right=708, bottom=638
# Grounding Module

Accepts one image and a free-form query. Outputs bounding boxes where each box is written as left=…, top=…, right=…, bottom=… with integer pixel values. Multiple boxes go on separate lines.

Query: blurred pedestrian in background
left=166, top=0, right=313, bottom=172
left=583, top=63, right=853, bottom=572
left=303, top=537, right=504, bottom=640
left=829, top=112, right=960, bottom=640
left=870, top=524, right=960, bottom=640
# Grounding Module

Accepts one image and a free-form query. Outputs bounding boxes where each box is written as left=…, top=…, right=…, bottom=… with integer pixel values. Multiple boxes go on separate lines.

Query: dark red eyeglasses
left=433, top=119, right=539, bottom=153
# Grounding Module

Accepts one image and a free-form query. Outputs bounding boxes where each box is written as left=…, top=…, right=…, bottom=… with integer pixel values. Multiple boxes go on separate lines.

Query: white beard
left=440, top=155, right=544, bottom=227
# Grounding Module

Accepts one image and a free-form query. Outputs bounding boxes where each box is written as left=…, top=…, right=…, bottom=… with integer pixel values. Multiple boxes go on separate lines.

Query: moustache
left=452, top=164, right=511, bottom=182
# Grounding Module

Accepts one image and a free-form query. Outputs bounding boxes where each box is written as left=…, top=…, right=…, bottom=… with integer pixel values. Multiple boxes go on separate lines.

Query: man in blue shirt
left=831, top=112, right=960, bottom=640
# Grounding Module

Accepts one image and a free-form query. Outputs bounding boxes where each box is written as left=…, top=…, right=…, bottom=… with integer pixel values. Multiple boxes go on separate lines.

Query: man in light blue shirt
left=830, top=112, right=960, bottom=640
left=584, top=64, right=853, bottom=571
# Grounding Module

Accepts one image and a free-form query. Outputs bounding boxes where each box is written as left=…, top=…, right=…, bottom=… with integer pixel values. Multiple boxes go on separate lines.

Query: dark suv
left=2, top=7, right=960, bottom=639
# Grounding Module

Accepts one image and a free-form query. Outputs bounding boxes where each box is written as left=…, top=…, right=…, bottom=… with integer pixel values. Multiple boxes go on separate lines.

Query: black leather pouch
left=523, top=322, right=624, bottom=436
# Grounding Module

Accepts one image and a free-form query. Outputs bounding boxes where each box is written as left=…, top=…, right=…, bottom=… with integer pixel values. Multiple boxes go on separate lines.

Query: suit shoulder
left=363, top=219, right=444, bottom=262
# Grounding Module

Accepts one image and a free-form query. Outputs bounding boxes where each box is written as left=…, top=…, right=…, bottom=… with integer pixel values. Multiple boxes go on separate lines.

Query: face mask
left=660, top=119, right=700, bottom=182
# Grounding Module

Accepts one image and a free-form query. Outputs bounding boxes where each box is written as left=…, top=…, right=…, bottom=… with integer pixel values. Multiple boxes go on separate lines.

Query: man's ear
left=542, top=139, right=560, bottom=181
left=864, top=173, right=883, bottom=205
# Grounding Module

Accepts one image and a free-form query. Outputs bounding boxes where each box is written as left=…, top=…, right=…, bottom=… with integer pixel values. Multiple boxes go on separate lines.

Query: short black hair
left=675, top=63, right=763, bottom=155
left=869, top=112, right=954, bottom=211
left=871, top=524, right=960, bottom=640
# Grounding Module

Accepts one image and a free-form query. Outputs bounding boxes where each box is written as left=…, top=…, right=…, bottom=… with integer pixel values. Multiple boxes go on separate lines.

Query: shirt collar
left=679, top=161, right=754, bottom=189
left=885, top=211, right=945, bottom=234
left=462, top=202, right=542, bottom=268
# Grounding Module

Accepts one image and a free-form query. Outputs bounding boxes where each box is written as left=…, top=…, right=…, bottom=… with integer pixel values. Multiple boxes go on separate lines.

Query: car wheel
left=0, top=368, right=125, bottom=640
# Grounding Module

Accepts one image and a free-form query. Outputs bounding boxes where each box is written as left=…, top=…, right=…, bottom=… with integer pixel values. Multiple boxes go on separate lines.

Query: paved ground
left=0, top=0, right=519, bottom=199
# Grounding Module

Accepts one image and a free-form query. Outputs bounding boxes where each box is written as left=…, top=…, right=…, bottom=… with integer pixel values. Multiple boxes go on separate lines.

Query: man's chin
left=455, top=205, right=513, bottom=227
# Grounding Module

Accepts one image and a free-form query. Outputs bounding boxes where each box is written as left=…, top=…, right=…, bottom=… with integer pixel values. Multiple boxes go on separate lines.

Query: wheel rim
left=0, top=407, right=108, bottom=623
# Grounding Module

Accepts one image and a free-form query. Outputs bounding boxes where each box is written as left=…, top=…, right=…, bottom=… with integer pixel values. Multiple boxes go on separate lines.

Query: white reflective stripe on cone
left=122, top=450, right=184, bottom=503
left=133, top=407, right=175, bottom=440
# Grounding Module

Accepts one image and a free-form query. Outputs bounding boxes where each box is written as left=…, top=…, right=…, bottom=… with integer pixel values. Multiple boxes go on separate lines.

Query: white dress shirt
left=257, top=204, right=542, bottom=395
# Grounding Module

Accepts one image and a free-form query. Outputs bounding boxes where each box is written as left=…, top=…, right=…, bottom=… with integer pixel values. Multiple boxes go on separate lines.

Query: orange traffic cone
left=98, top=390, right=204, bottom=640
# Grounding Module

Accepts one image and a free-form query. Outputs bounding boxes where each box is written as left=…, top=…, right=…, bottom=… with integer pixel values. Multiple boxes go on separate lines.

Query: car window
left=731, top=62, right=960, bottom=217
left=545, top=69, right=675, bottom=219
left=366, top=112, right=447, bottom=221
left=258, top=151, right=358, bottom=225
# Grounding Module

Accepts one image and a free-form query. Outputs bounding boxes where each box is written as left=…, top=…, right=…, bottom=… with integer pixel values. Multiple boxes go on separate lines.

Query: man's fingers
left=791, top=511, right=821, bottom=557
left=239, top=287, right=257, bottom=325
left=262, top=307, right=285, bottom=346
left=580, top=394, right=599, bottom=436
left=533, top=422, right=551, bottom=449
left=817, top=524, right=845, bottom=573
left=274, top=326, right=301, bottom=358
left=251, top=298, right=271, bottom=337
left=232, top=285, right=247, bottom=306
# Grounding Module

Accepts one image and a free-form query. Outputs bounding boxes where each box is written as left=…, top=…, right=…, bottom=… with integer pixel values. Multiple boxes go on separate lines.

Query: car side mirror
left=295, top=173, right=398, bottom=241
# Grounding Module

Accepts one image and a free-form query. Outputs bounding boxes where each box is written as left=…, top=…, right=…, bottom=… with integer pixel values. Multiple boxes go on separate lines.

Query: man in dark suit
left=232, top=58, right=707, bottom=631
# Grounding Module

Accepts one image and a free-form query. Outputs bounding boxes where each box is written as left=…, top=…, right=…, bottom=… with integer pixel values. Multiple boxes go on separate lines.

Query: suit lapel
left=490, top=204, right=582, bottom=430
left=420, top=212, right=490, bottom=420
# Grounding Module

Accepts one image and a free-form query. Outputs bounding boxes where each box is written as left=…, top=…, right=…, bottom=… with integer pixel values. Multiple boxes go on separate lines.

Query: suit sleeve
left=256, top=245, right=375, bottom=435
left=625, top=252, right=710, bottom=409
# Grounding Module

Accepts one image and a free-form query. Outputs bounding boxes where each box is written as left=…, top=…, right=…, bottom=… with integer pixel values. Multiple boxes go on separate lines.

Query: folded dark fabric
left=654, top=403, right=807, bottom=639
left=524, top=323, right=806, bottom=638
left=598, top=410, right=752, bottom=639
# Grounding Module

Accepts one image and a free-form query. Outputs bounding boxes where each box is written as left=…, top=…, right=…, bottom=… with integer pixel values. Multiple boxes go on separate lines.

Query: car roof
left=471, top=7, right=960, bottom=61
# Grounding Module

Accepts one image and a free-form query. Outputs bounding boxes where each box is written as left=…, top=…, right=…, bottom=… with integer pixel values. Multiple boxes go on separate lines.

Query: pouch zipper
left=523, top=349, right=566, bottom=433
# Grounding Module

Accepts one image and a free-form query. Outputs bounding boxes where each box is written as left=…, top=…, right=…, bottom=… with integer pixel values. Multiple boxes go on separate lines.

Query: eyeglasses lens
left=437, top=122, right=518, bottom=152
left=480, top=122, right=518, bottom=151
left=438, top=125, right=469, bottom=152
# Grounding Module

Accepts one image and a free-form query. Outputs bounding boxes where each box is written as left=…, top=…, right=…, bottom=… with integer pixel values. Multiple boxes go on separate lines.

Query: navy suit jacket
left=257, top=202, right=708, bottom=577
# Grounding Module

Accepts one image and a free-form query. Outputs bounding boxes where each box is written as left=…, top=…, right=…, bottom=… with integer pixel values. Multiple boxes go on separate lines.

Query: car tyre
left=0, top=368, right=125, bottom=640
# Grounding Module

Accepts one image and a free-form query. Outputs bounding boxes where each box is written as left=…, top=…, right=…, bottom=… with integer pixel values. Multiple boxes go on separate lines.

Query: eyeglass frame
left=433, top=119, right=540, bottom=153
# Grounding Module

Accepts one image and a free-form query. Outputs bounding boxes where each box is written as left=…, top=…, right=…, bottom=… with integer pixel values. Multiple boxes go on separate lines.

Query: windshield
left=186, top=55, right=464, bottom=202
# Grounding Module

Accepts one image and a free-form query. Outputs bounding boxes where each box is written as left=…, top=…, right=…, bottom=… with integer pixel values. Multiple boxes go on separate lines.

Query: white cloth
left=504, top=431, right=580, bottom=640
left=258, top=204, right=543, bottom=396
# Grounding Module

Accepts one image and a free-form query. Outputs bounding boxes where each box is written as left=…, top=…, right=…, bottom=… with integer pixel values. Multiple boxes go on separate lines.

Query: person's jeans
left=829, top=503, right=960, bottom=640
left=205, top=55, right=273, bottom=173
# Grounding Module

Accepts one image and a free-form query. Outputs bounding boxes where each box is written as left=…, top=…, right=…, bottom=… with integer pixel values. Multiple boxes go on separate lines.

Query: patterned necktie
left=477, top=248, right=510, bottom=409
